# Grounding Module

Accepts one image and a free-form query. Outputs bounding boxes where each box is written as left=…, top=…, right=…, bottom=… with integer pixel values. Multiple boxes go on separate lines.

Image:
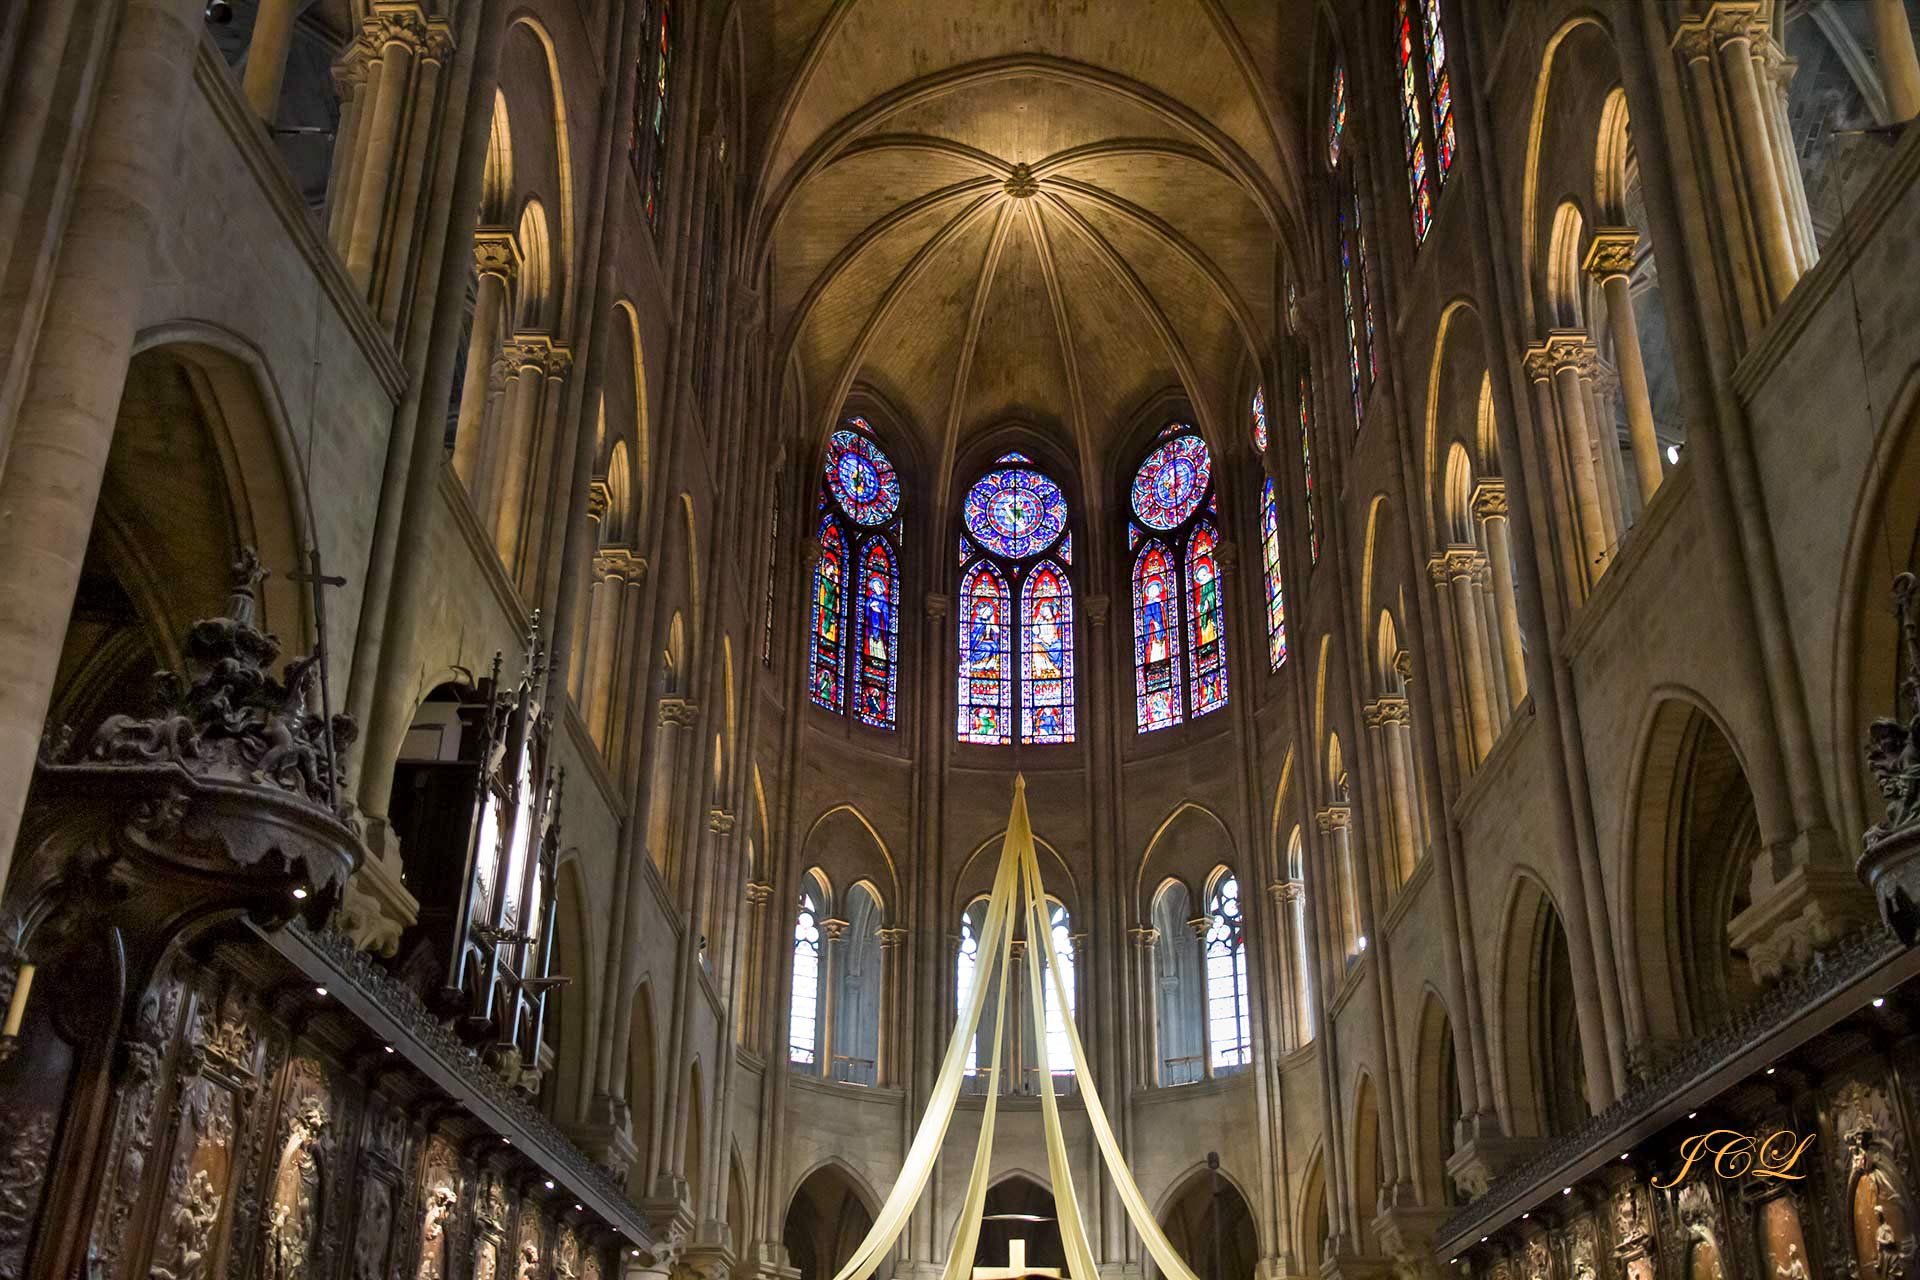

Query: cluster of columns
left=1427, top=495, right=1523, bottom=776
left=325, top=2, right=457, bottom=329
left=576, top=546, right=649, bottom=762
left=1521, top=334, right=1637, bottom=598
left=1318, top=805, right=1361, bottom=961
left=1361, top=691, right=1426, bottom=890
left=1669, top=4, right=1814, bottom=343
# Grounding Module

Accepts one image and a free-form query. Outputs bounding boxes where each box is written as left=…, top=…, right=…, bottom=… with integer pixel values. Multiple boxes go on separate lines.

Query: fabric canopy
left=826, top=776, right=1204, bottom=1280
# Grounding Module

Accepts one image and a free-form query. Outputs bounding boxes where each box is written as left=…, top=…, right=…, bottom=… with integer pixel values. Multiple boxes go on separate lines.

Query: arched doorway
left=783, top=1164, right=884, bottom=1280
left=979, top=1177, right=1062, bottom=1273
left=1157, top=1165, right=1257, bottom=1280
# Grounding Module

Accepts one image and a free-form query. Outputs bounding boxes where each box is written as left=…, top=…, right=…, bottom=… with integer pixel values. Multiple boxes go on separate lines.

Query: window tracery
left=1130, top=426, right=1229, bottom=731
left=809, top=418, right=903, bottom=728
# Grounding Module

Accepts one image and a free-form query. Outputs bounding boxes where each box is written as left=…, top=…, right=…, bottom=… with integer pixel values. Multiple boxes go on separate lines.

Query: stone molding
left=657, top=697, right=699, bottom=728
left=1581, top=228, right=1640, bottom=280
left=1471, top=480, right=1509, bottom=521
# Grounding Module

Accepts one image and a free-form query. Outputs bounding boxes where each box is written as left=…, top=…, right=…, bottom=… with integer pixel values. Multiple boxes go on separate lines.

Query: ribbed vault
left=742, top=0, right=1313, bottom=520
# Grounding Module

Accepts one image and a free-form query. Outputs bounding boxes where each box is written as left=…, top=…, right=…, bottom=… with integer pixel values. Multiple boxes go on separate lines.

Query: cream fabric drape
left=826, top=776, right=1203, bottom=1280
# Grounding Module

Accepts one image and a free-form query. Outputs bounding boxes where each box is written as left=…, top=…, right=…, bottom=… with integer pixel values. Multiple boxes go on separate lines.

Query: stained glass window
left=853, top=539, right=899, bottom=728
left=1299, top=371, right=1321, bottom=564
left=644, top=1, right=675, bottom=228
left=1356, top=190, right=1378, bottom=386
left=963, top=467, right=1069, bottom=559
left=808, top=515, right=846, bottom=711
left=790, top=884, right=823, bottom=1064
left=811, top=420, right=903, bottom=726
left=958, top=561, right=1012, bottom=744
left=1260, top=477, right=1288, bottom=670
left=1423, top=0, right=1456, bottom=181
left=1396, top=0, right=1433, bottom=244
left=826, top=423, right=901, bottom=526
left=1328, top=63, right=1348, bottom=168
left=1131, top=434, right=1212, bottom=530
left=1339, top=200, right=1363, bottom=426
left=957, top=457, right=1074, bottom=745
left=1187, top=523, right=1229, bottom=717
left=1252, top=386, right=1269, bottom=453
left=1134, top=542, right=1184, bottom=731
left=1021, top=562, right=1075, bottom=744
left=1204, top=874, right=1252, bottom=1072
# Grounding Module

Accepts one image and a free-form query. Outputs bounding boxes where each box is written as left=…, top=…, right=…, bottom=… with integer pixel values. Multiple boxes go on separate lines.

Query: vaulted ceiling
left=742, top=0, right=1318, bottom=510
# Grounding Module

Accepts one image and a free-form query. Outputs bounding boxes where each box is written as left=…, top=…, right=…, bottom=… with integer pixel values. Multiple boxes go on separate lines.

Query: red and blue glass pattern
left=1060, top=531, right=1072, bottom=564
left=809, top=515, right=846, bottom=711
left=1300, top=371, right=1321, bottom=563
left=1340, top=203, right=1363, bottom=426
left=1397, top=0, right=1433, bottom=244
left=1260, top=477, right=1288, bottom=670
left=825, top=425, right=901, bottom=526
left=1134, top=543, right=1184, bottom=731
left=853, top=538, right=898, bottom=728
left=1021, top=562, right=1075, bottom=744
left=958, top=533, right=974, bottom=566
left=958, top=561, right=1012, bottom=744
left=1423, top=0, right=1456, bottom=180
left=963, top=467, right=1068, bottom=560
left=1187, top=523, right=1229, bottom=717
left=645, top=1, right=674, bottom=228
left=996, top=451, right=1034, bottom=464
left=1328, top=63, right=1348, bottom=169
left=1131, top=433, right=1213, bottom=531
left=1252, top=386, right=1269, bottom=453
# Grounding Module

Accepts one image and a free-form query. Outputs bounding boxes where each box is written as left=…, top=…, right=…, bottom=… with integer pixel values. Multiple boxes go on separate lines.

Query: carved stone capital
left=1728, top=861, right=1873, bottom=984
left=1521, top=342, right=1555, bottom=383
left=595, top=549, right=648, bottom=582
left=1670, top=18, right=1714, bottom=61
left=418, top=19, right=456, bottom=62
left=1084, top=594, right=1111, bottom=627
left=819, top=917, right=850, bottom=943
left=924, top=592, right=950, bottom=620
left=1431, top=548, right=1483, bottom=584
left=1582, top=228, right=1641, bottom=280
left=364, top=5, right=430, bottom=52
left=331, top=823, right=420, bottom=959
left=1364, top=696, right=1410, bottom=728
left=587, top=480, right=612, bottom=524
left=1269, top=879, right=1305, bottom=905
left=1707, top=2, right=1762, bottom=48
left=877, top=926, right=908, bottom=950
left=473, top=233, right=519, bottom=282
left=657, top=697, right=699, bottom=728
left=1185, top=915, right=1212, bottom=941
left=1471, top=480, right=1508, bottom=522
left=706, top=808, right=735, bottom=835
left=744, top=880, right=773, bottom=906
left=1128, top=924, right=1161, bottom=949
left=1316, top=805, right=1352, bottom=832
left=1544, top=330, right=1598, bottom=374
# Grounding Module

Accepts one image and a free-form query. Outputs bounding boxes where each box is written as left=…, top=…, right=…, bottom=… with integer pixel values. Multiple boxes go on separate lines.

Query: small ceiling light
left=1562, top=1186, right=1572, bottom=1196
left=292, top=887, right=308, bottom=900
left=632, top=1251, right=641, bottom=1259
left=501, top=1137, right=511, bottom=1145
left=1481, top=1237, right=1489, bottom=1244
left=544, top=1180, right=555, bottom=1190
left=574, top=1204, right=583, bottom=1212
left=1766, top=1066, right=1776, bottom=1075
left=314, top=986, right=328, bottom=997
left=1521, top=1213, right=1530, bottom=1220
left=383, top=1045, right=395, bottom=1054
left=1688, top=1111, right=1697, bottom=1120
left=1358, top=935, right=1369, bottom=951
left=1666, top=444, right=1681, bottom=465
left=1620, top=1152, right=1629, bottom=1161
left=1874, top=997, right=1887, bottom=1008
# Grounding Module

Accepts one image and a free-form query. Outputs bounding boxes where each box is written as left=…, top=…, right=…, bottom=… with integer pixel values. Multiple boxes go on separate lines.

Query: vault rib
left=1023, top=202, right=1097, bottom=545
left=931, top=201, right=1019, bottom=522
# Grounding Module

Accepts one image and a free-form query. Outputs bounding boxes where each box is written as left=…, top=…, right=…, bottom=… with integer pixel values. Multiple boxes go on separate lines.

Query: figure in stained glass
left=1134, top=543, right=1183, bottom=731
left=1021, top=561, right=1074, bottom=744
left=853, top=539, right=898, bottom=728
left=809, top=515, right=846, bottom=711
left=1188, top=523, right=1229, bottom=716
left=1261, top=476, right=1288, bottom=670
left=1396, top=0, right=1432, bottom=242
left=809, top=419, right=902, bottom=726
left=1328, top=63, right=1349, bottom=168
left=958, top=561, right=1012, bottom=744
left=1252, top=386, right=1269, bottom=453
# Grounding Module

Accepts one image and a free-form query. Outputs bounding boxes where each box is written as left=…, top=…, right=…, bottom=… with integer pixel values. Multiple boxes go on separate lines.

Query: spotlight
left=1561, top=1186, right=1572, bottom=1196
left=1521, top=1213, right=1530, bottom=1220
left=204, top=0, right=233, bottom=22
left=1620, top=1152, right=1629, bottom=1160
left=1765, top=1066, right=1776, bottom=1075
left=1665, top=444, right=1681, bottom=465
left=544, top=1180, right=555, bottom=1190
left=1874, top=997, right=1887, bottom=1008
left=1688, top=1112, right=1697, bottom=1120
left=292, top=887, right=308, bottom=900
left=314, top=986, right=328, bottom=997
left=383, top=1045, right=395, bottom=1054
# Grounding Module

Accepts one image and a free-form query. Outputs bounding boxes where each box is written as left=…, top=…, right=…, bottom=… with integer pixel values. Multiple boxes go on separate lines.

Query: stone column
left=242, top=0, right=302, bottom=120
left=1757, top=40, right=1818, bottom=274
left=0, top=0, right=206, bottom=885
left=490, top=338, right=552, bottom=566
left=568, top=484, right=608, bottom=705
left=1439, top=551, right=1495, bottom=761
left=1267, top=881, right=1308, bottom=1048
left=584, top=553, right=629, bottom=747
left=326, top=39, right=374, bottom=245
left=1318, top=808, right=1359, bottom=958
left=1714, top=7, right=1800, bottom=304
left=1873, top=0, right=1920, bottom=122
left=344, top=7, right=423, bottom=289
left=1583, top=229, right=1665, bottom=504
left=377, top=20, right=454, bottom=330
left=1521, top=342, right=1590, bottom=600
left=1424, top=557, right=1477, bottom=775
left=1581, top=361, right=1626, bottom=552
left=1673, top=15, right=1770, bottom=341
left=1471, top=564, right=1510, bottom=730
left=449, top=234, right=516, bottom=485
left=877, top=926, right=907, bottom=1087
left=1366, top=699, right=1418, bottom=885
left=1128, top=925, right=1160, bottom=1084
left=1473, top=484, right=1528, bottom=710
left=1546, top=331, right=1612, bottom=581
left=741, top=880, right=773, bottom=1052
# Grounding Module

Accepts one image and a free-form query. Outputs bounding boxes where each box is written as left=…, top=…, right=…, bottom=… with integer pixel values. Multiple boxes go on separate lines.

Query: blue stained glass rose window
left=1130, top=433, right=1212, bottom=530
left=963, top=468, right=1068, bottom=560
left=825, top=428, right=901, bottom=526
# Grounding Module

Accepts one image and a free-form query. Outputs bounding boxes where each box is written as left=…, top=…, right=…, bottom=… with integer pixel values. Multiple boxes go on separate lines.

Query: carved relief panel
left=415, top=1137, right=462, bottom=1280
left=263, top=1058, right=332, bottom=1280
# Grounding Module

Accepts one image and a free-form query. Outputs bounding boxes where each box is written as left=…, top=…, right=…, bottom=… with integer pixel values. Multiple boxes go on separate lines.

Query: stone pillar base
left=331, top=816, right=419, bottom=957
left=1729, top=859, right=1874, bottom=985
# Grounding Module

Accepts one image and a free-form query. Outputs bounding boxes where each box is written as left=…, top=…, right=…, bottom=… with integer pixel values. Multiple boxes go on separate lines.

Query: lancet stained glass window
left=808, top=514, right=846, bottom=712
left=1260, top=477, right=1288, bottom=670
left=1043, top=903, right=1077, bottom=1078
left=1328, top=63, right=1348, bottom=167
left=761, top=481, right=780, bottom=666
left=852, top=539, right=899, bottom=728
left=1187, top=523, right=1229, bottom=717
left=957, top=456, right=1075, bottom=744
left=1021, top=562, right=1075, bottom=744
left=644, top=0, right=675, bottom=228
left=1205, top=874, right=1252, bottom=1072
left=790, top=884, right=823, bottom=1064
left=1252, top=386, right=1270, bottom=453
left=1423, top=0, right=1456, bottom=181
left=1396, top=0, right=1433, bottom=244
left=810, top=419, right=903, bottom=727
left=1339, top=200, right=1363, bottom=426
left=1129, top=425, right=1228, bottom=732
left=1356, top=191, right=1379, bottom=386
left=958, top=561, right=1012, bottom=744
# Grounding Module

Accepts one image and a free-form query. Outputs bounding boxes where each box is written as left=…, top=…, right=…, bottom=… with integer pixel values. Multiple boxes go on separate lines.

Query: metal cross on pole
left=288, top=542, right=347, bottom=811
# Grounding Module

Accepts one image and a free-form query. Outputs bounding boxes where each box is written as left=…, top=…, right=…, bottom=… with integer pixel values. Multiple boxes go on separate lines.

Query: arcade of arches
left=4, top=2, right=1920, bottom=1280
